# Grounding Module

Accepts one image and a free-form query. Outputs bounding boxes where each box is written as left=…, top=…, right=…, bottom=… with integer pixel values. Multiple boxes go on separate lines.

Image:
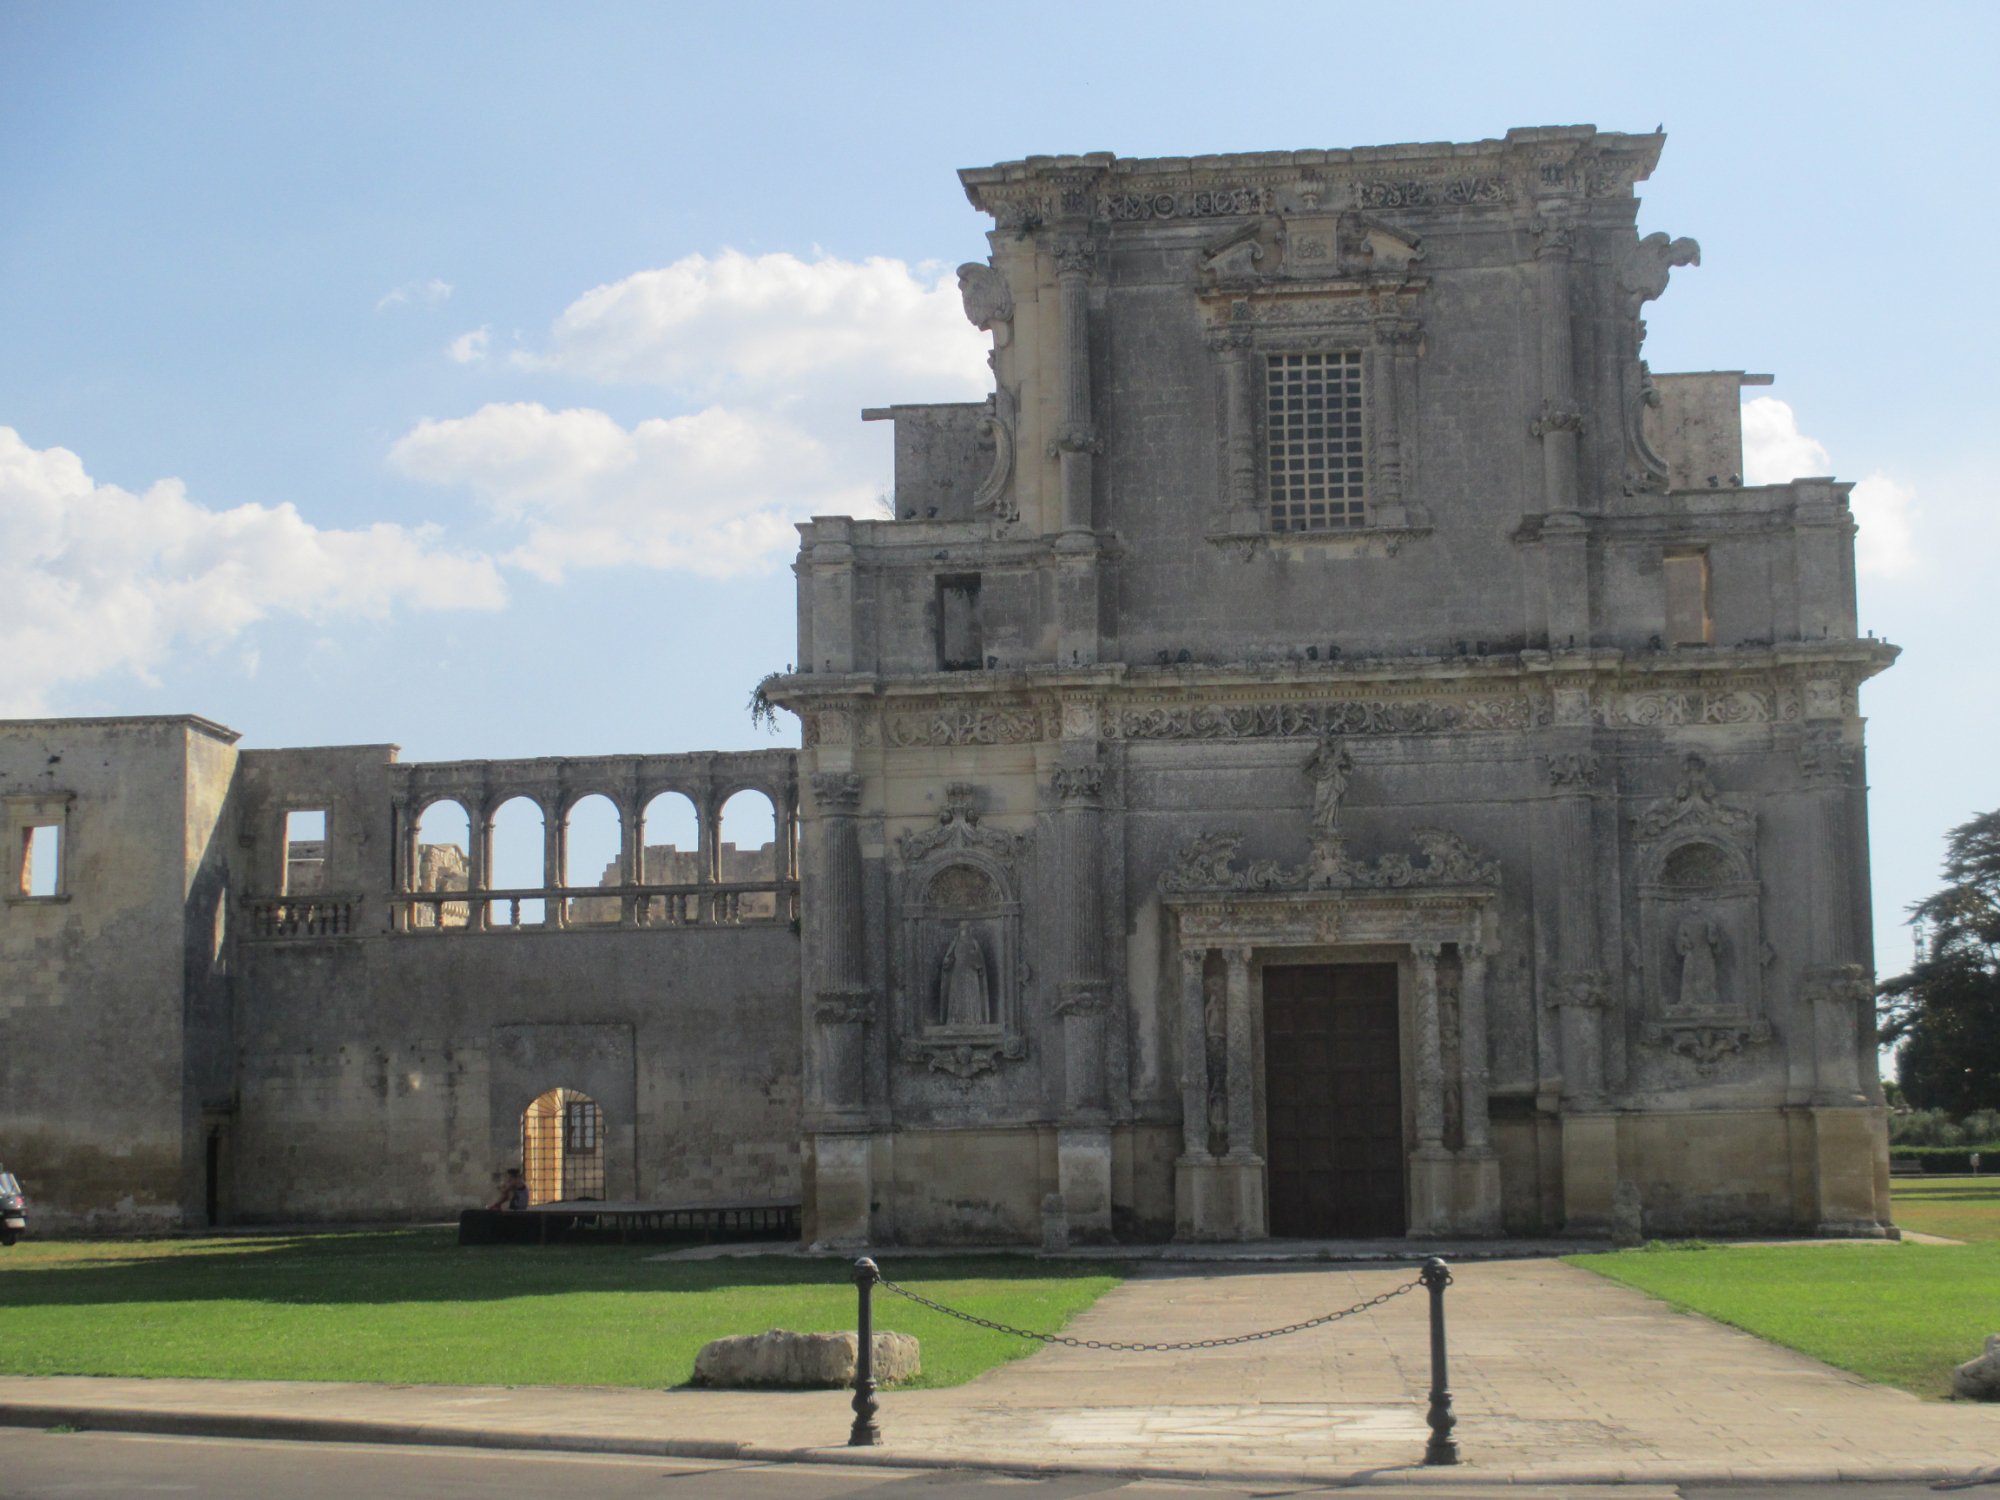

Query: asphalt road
left=0, top=1432, right=1990, bottom=1500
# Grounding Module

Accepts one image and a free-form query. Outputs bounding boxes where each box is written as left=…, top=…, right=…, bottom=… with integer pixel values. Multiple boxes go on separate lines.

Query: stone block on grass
left=1952, top=1333, right=2000, bottom=1400
left=691, top=1329, right=920, bottom=1388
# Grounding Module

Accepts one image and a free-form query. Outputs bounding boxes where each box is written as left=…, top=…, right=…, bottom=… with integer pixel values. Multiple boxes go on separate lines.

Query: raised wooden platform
left=458, top=1199, right=800, bottom=1247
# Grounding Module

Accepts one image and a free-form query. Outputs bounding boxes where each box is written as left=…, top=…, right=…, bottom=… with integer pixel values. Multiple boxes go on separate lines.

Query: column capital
left=1410, top=939, right=1444, bottom=963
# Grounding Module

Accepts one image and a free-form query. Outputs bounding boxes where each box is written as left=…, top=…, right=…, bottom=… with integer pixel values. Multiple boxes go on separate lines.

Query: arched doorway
left=521, top=1088, right=605, bottom=1204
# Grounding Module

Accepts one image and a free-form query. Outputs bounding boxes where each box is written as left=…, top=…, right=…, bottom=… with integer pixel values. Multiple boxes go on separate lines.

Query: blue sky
left=2, top=1, right=1994, bottom=978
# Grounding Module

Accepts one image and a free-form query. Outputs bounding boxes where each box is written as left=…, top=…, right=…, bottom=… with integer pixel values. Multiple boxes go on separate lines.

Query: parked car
left=0, top=1165, right=25, bottom=1245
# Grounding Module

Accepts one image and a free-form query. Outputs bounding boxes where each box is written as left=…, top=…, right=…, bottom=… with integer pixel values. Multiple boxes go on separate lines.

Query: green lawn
left=1569, top=1180, right=2000, bottom=1400
left=0, top=1232, right=1120, bottom=1390
left=1890, top=1174, right=2000, bottom=1243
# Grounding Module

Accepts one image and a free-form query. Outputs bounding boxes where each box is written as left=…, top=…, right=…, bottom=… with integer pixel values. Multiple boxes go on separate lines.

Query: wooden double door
left=1262, top=963, right=1407, bottom=1238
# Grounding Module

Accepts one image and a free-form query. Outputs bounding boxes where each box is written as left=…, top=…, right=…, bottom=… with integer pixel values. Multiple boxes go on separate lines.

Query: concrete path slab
left=2, top=1256, right=1995, bottom=1487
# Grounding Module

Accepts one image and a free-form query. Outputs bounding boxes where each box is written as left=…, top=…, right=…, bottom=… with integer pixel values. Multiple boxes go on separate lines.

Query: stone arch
left=718, top=786, right=779, bottom=920
left=488, top=795, right=547, bottom=927
left=520, top=1086, right=604, bottom=1205
left=412, top=797, right=472, bottom=928
left=562, top=792, right=623, bottom=925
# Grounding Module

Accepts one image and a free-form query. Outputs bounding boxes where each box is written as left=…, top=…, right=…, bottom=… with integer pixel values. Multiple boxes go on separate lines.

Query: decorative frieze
left=886, top=706, right=1044, bottom=749
left=1161, top=825, right=1498, bottom=896
left=1112, top=695, right=1539, bottom=741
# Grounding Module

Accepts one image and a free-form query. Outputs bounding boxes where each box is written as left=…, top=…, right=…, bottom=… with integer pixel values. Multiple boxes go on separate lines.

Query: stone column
left=544, top=797, right=567, bottom=930
left=1177, top=947, right=1211, bottom=1160
left=810, top=771, right=871, bottom=1121
left=1456, top=939, right=1503, bottom=1235
left=617, top=787, right=642, bottom=927
left=1050, top=763, right=1109, bottom=1118
left=807, top=768, right=873, bottom=1248
left=467, top=795, right=490, bottom=932
left=1531, top=211, right=1582, bottom=516
left=1369, top=316, right=1421, bottom=527
left=397, top=803, right=420, bottom=932
left=1214, top=316, right=1260, bottom=532
left=1409, top=939, right=1453, bottom=1236
left=1050, top=236, right=1096, bottom=535
left=1412, top=941, right=1447, bottom=1150
left=1222, top=947, right=1256, bottom=1159
left=1050, top=760, right=1112, bottom=1244
left=1459, top=942, right=1492, bottom=1152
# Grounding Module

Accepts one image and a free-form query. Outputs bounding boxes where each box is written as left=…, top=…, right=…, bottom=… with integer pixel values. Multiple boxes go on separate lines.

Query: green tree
left=1878, top=809, right=2000, bottom=1114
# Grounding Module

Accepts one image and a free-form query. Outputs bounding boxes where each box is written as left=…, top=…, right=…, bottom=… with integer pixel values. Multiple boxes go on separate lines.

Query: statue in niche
left=1304, top=735, right=1354, bottom=835
left=936, top=921, right=993, bottom=1027
left=1674, top=914, right=1722, bottom=1013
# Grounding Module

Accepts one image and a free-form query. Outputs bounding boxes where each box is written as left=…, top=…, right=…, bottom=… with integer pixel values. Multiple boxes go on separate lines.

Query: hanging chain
left=874, top=1272, right=1421, bottom=1352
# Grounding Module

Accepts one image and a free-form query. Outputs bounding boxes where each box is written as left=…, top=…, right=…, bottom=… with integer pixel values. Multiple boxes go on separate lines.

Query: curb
left=4, top=1402, right=1997, bottom=1490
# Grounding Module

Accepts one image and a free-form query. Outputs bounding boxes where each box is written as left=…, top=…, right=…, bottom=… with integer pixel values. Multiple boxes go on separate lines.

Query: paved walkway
left=2, top=1257, right=1995, bottom=1486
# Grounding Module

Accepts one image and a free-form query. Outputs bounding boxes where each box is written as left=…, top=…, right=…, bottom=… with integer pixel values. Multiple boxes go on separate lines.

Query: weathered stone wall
left=229, top=923, right=802, bottom=1222
left=0, top=716, right=238, bottom=1231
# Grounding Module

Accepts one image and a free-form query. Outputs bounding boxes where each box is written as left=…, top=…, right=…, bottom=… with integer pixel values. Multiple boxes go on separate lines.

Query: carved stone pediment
left=1632, top=755, right=1755, bottom=849
left=896, top=782, right=1031, bottom=864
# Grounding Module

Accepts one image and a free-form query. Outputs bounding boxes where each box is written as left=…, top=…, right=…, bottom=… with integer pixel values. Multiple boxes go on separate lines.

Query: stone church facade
left=0, top=127, right=1895, bottom=1243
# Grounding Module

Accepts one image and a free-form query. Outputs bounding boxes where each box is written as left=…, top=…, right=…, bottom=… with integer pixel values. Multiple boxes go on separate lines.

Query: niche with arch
left=1630, top=755, right=1770, bottom=1069
left=894, top=846, right=1027, bottom=1080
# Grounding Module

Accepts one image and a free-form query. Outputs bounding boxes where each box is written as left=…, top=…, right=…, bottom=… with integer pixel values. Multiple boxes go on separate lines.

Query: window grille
left=1266, top=350, right=1366, bottom=531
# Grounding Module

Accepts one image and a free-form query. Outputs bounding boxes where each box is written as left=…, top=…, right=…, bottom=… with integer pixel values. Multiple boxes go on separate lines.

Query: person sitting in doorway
left=486, top=1167, right=529, bottom=1211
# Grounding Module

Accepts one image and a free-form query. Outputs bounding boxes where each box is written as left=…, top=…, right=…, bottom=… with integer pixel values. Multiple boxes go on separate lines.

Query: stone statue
left=956, top=263, right=1013, bottom=347
left=1304, top=735, right=1354, bottom=835
left=937, top=921, right=991, bottom=1027
left=1675, top=914, right=1721, bottom=1012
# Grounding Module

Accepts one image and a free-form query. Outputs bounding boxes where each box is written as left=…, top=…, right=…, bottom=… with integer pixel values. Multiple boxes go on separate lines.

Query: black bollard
left=849, top=1257, right=882, bottom=1446
left=1420, top=1257, right=1458, bottom=1465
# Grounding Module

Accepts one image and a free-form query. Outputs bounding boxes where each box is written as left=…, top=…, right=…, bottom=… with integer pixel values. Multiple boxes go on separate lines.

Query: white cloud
left=525, top=250, right=989, bottom=397
left=1741, top=395, right=1919, bottom=580
left=447, top=325, right=491, bottom=364
left=0, top=427, right=505, bottom=714
left=389, top=401, right=858, bottom=580
left=396, top=250, right=991, bottom=577
left=377, top=277, right=454, bottom=311
left=1740, top=396, right=1831, bottom=484
left=1849, top=471, right=1918, bottom=579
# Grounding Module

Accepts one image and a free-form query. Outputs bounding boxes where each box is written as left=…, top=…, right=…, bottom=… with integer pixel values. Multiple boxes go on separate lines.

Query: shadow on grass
left=0, top=1231, right=1120, bottom=1311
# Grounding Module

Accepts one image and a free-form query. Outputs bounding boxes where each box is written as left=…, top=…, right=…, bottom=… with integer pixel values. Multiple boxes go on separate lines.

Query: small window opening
left=22, top=824, right=60, bottom=898
left=1663, top=550, right=1712, bottom=647
left=1267, top=350, right=1366, bottom=532
left=937, top=574, right=982, bottom=671
left=282, top=809, right=327, bottom=896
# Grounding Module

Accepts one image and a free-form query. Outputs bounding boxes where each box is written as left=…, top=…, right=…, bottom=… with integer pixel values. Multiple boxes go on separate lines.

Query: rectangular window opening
left=283, top=808, right=328, bottom=897
left=936, top=574, right=983, bottom=671
left=1266, top=350, right=1366, bottom=533
left=1663, top=550, right=1712, bottom=647
left=23, top=824, right=60, bottom=898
